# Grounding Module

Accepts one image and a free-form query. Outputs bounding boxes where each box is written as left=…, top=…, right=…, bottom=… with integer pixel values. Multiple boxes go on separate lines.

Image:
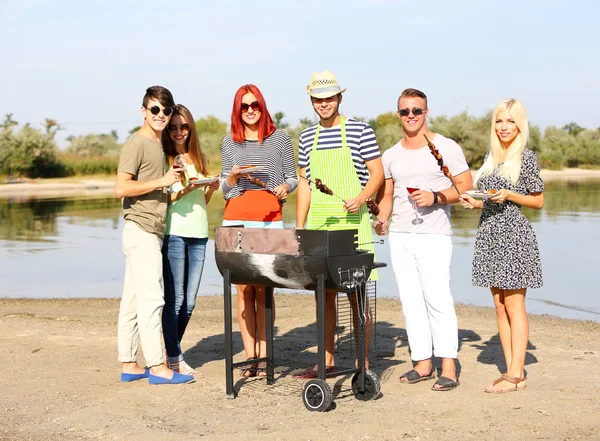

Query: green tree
left=373, top=112, right=398, bottom=131
left=44, top=118, right=63, bottom=141
left=193, top=115, right=228, bottom=158
left=65, top=133, right=121, bottom=157
left=273, top=112, right=289, bottom=129
left=374, top=123, right=403, bottom=152
left=129, top=125, right=141, bottom=135
left=529, top=125, right=542, bottom=153
left=539, top=126, right=572, bottom=169
left=299, top=117, right=314, bottom=127
left=1, top=113, right=18, bottom=131
left=562, top=122, right=584, bottom=137
left=196, top=115, right=228, bottom=135
left=0, top=121, right=62, bottom=178
left=429, top=111, right=491, bottom=168
left=576, top=129, right=600, bottom=166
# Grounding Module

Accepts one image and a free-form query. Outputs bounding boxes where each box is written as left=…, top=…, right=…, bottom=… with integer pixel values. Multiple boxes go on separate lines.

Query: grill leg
left=317, top=274, right=326, bottom=380
left=224, top=269, right=235, bottom=399
left=356, top=280, right=367, bottom=393
left=265, top=286, right=274, bottom=384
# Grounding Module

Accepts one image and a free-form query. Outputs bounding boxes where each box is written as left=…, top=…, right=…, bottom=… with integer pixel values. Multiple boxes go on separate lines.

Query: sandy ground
left=1, top=168, right=600, bottom=199
left=1, top=296, right=599, bottom=441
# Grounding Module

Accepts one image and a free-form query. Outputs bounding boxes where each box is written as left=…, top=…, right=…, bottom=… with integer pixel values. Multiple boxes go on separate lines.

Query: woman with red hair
left=220, top=84, right=297, bottom=377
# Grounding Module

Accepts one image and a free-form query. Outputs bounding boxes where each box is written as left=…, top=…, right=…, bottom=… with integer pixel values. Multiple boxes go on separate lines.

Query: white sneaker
left=179, top=360, right=203, bottom=378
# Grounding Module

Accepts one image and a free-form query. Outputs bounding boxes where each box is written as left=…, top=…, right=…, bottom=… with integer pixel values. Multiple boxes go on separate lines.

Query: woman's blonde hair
left=475, top=99, right=529, bottom=185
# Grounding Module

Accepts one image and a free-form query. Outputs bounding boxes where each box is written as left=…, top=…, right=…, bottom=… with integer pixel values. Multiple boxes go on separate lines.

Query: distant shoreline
left=1, top=168, right=599, bottom=199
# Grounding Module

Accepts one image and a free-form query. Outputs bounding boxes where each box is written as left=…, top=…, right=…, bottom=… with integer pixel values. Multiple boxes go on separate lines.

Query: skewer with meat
left=365, top=197, right=380, bottom=216
left=245, top=175, right=267, bottom=188
left=423, top=134, right=461, bottom=197
left=314, top=178, right=334, bottom=196
left=301, top=176, right=383, bottom=222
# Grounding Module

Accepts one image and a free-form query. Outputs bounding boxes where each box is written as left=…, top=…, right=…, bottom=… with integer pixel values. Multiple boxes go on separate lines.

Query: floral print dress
left=472, top=149, right=544, bottom=289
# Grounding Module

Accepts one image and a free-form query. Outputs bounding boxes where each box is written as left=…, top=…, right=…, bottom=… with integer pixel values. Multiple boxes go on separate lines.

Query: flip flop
left=431, top=375, right=460, bottom=391
left=399, top=368, right=436, bottom=384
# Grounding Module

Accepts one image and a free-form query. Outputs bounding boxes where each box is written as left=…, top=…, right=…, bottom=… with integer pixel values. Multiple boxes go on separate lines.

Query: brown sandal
left=484, top=374, right=526, bottom=394
left=239, top=357, right=258, bottom=378
left=256, top=361, right=268, bottom=377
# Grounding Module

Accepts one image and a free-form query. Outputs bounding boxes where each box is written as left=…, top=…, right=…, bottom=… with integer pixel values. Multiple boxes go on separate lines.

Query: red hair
left=230, top=84, right=276, bottom=143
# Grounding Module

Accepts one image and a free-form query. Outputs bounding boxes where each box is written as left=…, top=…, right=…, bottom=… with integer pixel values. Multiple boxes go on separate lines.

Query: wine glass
left=173, top=155, right=188, bottom=182
left=173, top=155, right=186, bottom=171
left=406, top=185, right=424, bottom=225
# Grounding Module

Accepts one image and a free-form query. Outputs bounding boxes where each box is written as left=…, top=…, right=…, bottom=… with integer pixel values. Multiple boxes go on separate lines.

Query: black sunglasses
left=241, top=101, right=260, bottom=113
left=398, top=107, right=426, bottom=117
left=147, top=105, right=173, bottom=116
left=168, top=123, right=190, bottom=133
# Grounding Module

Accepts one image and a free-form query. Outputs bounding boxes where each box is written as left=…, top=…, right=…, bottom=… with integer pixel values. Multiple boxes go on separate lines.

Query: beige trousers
left=117, top=221, right=165, bottom=367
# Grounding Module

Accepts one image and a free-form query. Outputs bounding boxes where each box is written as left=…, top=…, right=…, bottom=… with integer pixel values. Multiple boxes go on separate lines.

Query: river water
left=1, top=179, right=599, bottom=322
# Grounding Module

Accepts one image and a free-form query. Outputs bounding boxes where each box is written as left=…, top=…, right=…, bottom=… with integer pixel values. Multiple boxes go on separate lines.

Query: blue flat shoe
left=120, top=369, right=150, bottom=383
left=149, top=371, right=195, bottom=385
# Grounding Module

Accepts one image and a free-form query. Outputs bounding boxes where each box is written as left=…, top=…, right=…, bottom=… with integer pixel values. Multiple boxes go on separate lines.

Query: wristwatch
left=433, top=191, right=439, bottom=205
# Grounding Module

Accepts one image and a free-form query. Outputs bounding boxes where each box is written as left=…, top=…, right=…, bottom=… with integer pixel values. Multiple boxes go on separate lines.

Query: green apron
left=306, top=116, right=378, bottom=280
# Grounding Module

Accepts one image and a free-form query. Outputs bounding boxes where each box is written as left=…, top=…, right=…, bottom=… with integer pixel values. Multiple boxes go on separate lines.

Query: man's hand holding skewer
left=374, top=219, right=387, bottom=236
left=343, top=196, right=362, bottom=213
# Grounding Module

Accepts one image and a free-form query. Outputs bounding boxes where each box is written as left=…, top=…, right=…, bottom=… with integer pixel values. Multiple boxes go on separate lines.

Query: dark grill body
left=214, top=228, right=382, bottom=292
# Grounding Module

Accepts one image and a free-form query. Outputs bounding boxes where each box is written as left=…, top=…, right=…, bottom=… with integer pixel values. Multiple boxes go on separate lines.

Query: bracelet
left=433, top=191, right=439, bottom=205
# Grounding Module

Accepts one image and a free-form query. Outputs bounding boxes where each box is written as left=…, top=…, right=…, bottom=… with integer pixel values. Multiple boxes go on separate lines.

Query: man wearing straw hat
left=295, top=71, right=384, bottom=378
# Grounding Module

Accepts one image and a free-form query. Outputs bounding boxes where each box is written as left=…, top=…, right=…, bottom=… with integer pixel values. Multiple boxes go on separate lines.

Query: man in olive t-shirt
left=115, top=86, right=193, bottom=385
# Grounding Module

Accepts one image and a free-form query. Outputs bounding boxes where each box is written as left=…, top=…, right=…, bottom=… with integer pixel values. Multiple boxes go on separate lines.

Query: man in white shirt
left=375, top=88, right=472, bottom=391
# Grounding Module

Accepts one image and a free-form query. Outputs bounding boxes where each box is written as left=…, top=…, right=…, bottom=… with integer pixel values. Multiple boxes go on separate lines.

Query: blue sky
left=1, top=0, right=599, bottom=147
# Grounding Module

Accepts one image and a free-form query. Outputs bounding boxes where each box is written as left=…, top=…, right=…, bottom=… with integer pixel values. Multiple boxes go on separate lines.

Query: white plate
left=187, top=177, right=219, bottom=186
left=466, top=190, right=497, bottom=199
left=237, top=166, right=265, bottom=174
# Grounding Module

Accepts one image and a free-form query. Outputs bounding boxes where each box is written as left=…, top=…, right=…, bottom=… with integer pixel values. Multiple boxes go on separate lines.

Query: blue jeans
left=162, top=235, right=208, bottom=361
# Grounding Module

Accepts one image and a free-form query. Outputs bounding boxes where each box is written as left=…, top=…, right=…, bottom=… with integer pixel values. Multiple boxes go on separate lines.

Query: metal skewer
left=299, top=175, right=384, bottom=223
left=423, top=134, right=462, bottom=198
left=299, top=175, right=346, bottom=203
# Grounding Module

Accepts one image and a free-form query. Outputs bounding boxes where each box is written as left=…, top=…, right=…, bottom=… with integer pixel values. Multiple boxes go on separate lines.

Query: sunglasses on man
left=146, top=105, right=174, bottom=116
left=241, top=101, right=260, bottom=113
left=398, top=107, right=426, bottom=117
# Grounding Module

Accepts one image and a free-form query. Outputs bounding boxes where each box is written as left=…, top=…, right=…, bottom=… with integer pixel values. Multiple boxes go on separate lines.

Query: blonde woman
left=461, top=99, right=544, bottom=393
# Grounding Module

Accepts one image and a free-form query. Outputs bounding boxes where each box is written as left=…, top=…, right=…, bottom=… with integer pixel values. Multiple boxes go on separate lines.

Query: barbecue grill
left=215, top=226, right=386, bottom=411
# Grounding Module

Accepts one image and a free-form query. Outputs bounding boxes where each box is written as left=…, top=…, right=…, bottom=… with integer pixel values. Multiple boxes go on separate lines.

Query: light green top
left=165, top=163, right=209, bottom=238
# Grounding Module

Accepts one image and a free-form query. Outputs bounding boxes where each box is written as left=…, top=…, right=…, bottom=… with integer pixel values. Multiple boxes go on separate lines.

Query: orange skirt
left=223, top=190, right=283, bottom=222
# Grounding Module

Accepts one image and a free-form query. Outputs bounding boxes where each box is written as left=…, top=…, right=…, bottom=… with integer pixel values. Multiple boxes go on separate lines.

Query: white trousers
left=117, top=221, right=165, bottom=367
left=389, top=232, right=458, bottom=360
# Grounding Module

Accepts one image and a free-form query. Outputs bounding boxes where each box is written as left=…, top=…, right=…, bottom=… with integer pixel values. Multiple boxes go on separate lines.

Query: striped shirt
left=298, top=118, right=381, bottom=187
left=220, top=129, right=298, bottom=199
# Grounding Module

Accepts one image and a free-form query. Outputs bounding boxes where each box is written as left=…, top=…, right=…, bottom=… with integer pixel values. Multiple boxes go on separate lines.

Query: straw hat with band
left=306, top=70, right=346, bottom=99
